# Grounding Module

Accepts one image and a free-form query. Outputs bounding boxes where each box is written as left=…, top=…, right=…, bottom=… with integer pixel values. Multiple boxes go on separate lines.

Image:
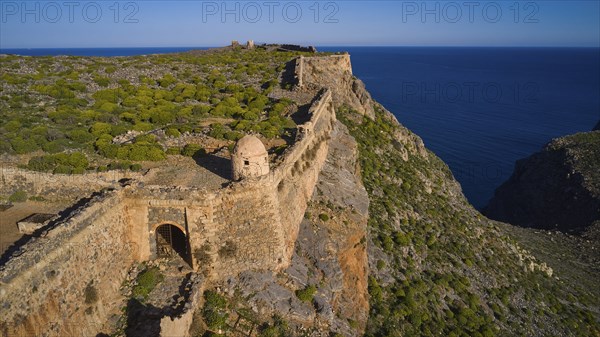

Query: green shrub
left=53, top=165, right=72, bottom=174
left=10, top=137, right=39, bottom=154
left=181, top=144, right=205, bottom=157
left=165, top=127, right=181, bottom=137
left=166, top=147, right=181, bottom=155
left=90, top=122, right=113, bottom=137
left=42, top=139, right=68, bottom=154
left=209, top=123, right=225, bottom=139
left=8, top=190, right=27, bottom=203
left=93, top=76, right=110, bottom=87
left=224, top=131, right=242, bottom=141
left=67, top=129, right=95, bottom=144
left=132, top=267, right=163, bottom=300
left=295, top=285, right=317, bottom=302
left=108, top=161, right=132, bottom=171
left=202, top=290, right=229, bottom=331
left=27, top=152, right=89, bottom=173
left=4, top=120, right=21, bottom=132
left=158, top=74, right=176, bottom=88
left=130, top=163, right=143, bottom=171
left=318, top=213, right=329, bottom=222
left=258, top=315, right=290, bottom=337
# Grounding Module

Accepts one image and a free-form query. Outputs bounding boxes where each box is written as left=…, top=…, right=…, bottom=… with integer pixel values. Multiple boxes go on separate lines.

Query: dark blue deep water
left=322, top=47, right=600, bottom=208
left=2, top=47, right=599, bottom=208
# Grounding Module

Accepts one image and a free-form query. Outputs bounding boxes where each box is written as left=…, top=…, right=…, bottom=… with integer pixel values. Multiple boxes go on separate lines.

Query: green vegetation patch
left=0, top=48, right=313, bottom=171
left=295, top=285, right=317, bottom=303
left=27, top=152, right=89, bottom=174
left=202, top=290, right=229, bottom=331
left=131, top=266, right=164, bottom=301
left=8, top=190, right=27, bottom=203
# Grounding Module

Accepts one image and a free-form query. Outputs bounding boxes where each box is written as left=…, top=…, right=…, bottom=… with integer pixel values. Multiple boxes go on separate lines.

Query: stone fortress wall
left=0, top=54, right=343, bottom=337
left=0, top=190, right=134, bottom=337
left=0, top=167, right=141, bottom=202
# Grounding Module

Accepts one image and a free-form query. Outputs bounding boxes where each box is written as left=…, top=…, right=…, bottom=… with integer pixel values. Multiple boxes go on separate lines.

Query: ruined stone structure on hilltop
left=0, top=53, right=372, bottom=337
left=231, top=135, right=270, bottom=181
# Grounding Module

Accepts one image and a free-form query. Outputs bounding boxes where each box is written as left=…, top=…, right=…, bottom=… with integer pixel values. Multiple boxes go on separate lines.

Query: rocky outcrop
left=484, top=130, right=600, bottom=232
left=297, top=55, right=375, bottom=118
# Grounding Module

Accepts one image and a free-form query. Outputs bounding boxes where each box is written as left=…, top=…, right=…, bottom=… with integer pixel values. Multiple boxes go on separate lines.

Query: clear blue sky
left=1, top=0, right=599, bottom=48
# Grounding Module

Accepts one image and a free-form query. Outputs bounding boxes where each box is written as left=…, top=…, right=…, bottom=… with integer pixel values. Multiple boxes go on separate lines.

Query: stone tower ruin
left=231, top=135, right=270, bottom=180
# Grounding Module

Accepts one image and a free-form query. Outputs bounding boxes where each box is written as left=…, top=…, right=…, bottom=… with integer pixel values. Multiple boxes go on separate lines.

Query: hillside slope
left=337, top=105, right=599, bottom=336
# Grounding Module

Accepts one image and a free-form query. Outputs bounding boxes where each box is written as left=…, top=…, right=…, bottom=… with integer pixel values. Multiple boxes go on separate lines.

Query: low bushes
left=132, top=267, right=163, bottom=301
left=27, top=152, right=89, bottom=174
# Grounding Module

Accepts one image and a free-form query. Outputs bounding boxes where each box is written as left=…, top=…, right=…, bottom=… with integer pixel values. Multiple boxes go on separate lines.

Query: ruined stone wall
left=0, top=189, right=136, bottom=337
left=123, top=89, right=337, bottom=279
left=0, top=167, right=140, bottom=202
left=271, top=89, right=336, bottom=261
left=207, top=183, right=286, bottom=278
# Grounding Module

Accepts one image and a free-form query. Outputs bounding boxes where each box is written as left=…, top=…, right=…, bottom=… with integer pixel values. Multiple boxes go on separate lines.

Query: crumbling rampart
left=0, top=190, right=135, bottom=337
left=0, top=167, right=140, bottom=202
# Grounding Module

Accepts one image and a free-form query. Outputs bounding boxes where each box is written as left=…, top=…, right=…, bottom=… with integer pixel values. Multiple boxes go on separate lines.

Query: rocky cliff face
left=267, top=54, right=599, bottom=336
left=299, top=55, right=375, bottom=118
left=484, top=131, right=600, bottom=232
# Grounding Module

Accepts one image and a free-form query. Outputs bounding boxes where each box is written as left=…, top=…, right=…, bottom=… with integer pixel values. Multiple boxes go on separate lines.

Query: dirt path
left=0, top=200, right=69, bottom=255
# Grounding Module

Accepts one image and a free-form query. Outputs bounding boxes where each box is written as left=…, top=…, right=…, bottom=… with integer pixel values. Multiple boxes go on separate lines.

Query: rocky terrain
left=481, top=124, right=600, bottom=331
left=484, top=129, right=600, bottom=233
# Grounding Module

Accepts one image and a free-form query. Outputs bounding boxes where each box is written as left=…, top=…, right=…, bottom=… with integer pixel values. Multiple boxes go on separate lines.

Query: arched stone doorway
left=154, top=223, right=192, bottom=266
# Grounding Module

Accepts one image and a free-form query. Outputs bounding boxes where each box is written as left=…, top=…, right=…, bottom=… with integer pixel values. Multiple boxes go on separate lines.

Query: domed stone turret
left=231, top=135, right=269, bottom=180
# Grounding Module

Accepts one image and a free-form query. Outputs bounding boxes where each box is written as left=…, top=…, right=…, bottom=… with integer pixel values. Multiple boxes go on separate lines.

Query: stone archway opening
left=155, top=224, right=191, bottom=266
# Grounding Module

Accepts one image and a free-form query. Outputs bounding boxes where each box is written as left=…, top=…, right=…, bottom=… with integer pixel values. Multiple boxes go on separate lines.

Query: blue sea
left=3, top=46, right=599, bottom=208
left=321, top=47, right=600, bottom=208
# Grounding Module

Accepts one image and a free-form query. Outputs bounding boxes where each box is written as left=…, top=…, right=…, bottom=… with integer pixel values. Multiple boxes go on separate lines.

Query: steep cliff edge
left=484, top=130, right=600, bottom=232
left=283, top=54, right=599, bottom=336
left=338, top=105, right=599, bottom=336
